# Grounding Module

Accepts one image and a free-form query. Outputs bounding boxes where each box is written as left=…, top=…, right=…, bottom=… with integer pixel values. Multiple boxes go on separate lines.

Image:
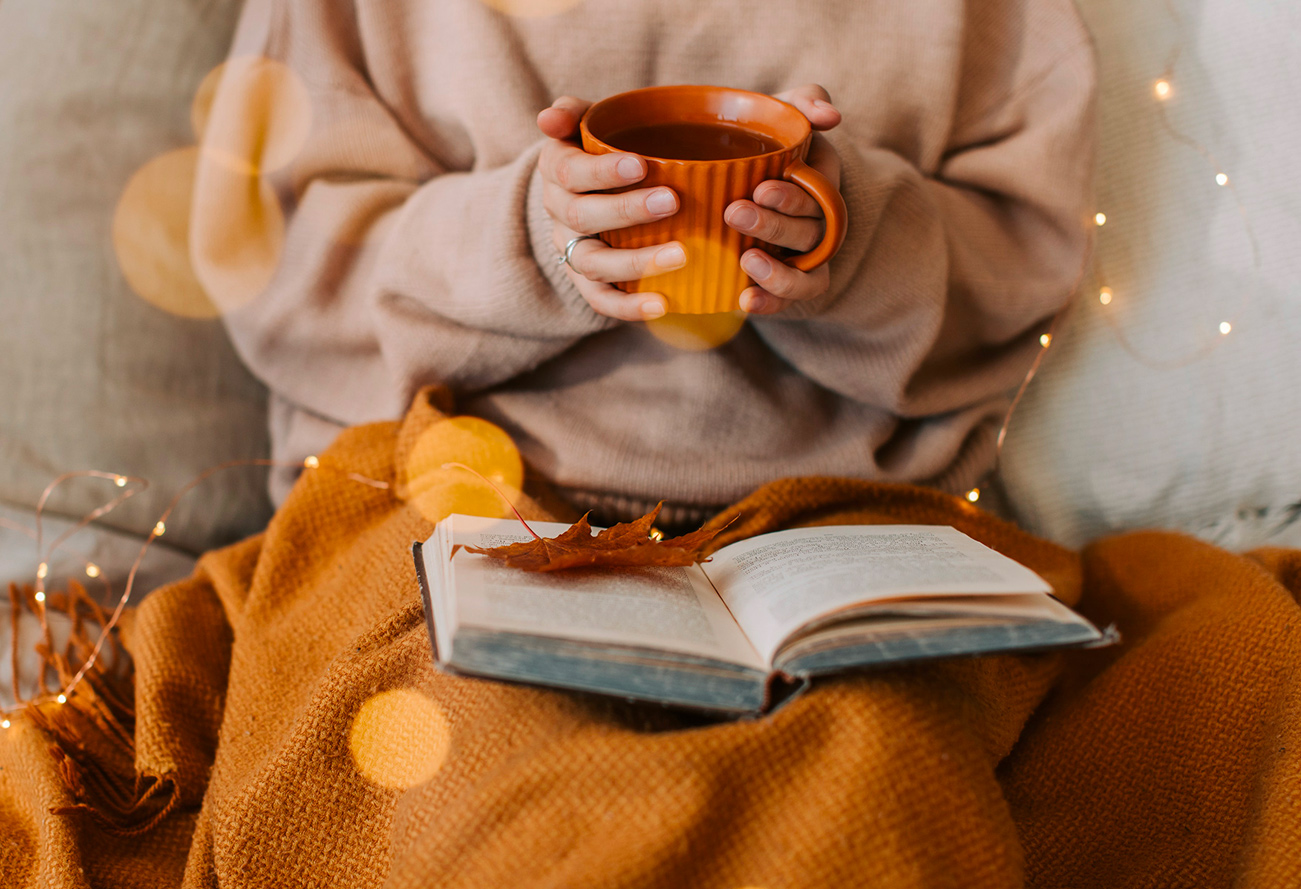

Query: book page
left=700, top=525, right=1052, bottom=662
left=438, top=516, right=765, bottom=670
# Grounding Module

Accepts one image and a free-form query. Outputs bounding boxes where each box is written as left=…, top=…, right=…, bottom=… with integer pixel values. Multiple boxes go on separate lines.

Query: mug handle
left=781, top=158, right=849, bottom=272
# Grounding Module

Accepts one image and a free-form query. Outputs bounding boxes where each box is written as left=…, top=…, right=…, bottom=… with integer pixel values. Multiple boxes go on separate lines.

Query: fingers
left=539, top=139, right=647, bottom=193
left=536, top=94, right=676, bottom=321
left=725, top=199, right=822, bottom=253
left=536, top=96, right=594, bottom=141
left=738, top=248, right=831, bottom=313
left=552, top=226, right=676, bottom=320
left=553, top=228, right=687, bottom=284
left=752, top=180, right=823, bottom=218
left=726, top=131, right=843, bottom=252
left=773, top=84, right=841, bottom=132
left=538, top=138, right=677, bottom=235
left=537, top=89, right=837, bottom=319
left=565, top=266, right=668, bottom=321
left=544, top=179, right=679, bottom=235
left=739, top=286, right=786, bottom=316
left=740, top=282, right=826, bottom=315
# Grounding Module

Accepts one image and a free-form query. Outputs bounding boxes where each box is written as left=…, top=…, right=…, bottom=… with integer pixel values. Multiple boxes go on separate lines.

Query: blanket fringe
left=49, top=747, right=181, bottom=837
left=9, top=581, right=180, bottom=835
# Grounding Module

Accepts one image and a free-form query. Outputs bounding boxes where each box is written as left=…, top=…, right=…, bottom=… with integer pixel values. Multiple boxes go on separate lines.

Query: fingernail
left=741, top=292, right=766, bottom=314
left=646, top=189, right=676, bottom=216
left=617, top=155, right=644, bottom=180
left=641, top=300, right=667, bottom=319
left=752, top=186, right=778, bottom=208
left=729, top=206, right=759, bottom=230
left=742, top=253, right=771, bottom=279
left=813, top=98, right=835, bottom=111
left=656, top=244, right=687, bottom=270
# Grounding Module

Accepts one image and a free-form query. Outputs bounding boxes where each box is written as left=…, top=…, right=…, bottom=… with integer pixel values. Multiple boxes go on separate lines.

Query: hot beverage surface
left=604, top=121, right=783, bottom=160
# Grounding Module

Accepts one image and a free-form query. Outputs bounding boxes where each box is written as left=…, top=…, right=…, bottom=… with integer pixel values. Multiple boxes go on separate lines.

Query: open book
left=413, top=515, right=1111, bottom=716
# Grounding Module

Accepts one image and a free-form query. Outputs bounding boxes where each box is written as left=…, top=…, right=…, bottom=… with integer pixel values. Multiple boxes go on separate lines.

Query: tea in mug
left=604, top=121, right=784, bottom=161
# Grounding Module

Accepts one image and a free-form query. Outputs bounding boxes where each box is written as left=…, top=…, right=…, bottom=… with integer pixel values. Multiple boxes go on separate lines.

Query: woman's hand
left=537, top=85, right=844, bottom=320
left=725, top=84, right=844, bottom=316
left=537, top=97, right=684, bottom=321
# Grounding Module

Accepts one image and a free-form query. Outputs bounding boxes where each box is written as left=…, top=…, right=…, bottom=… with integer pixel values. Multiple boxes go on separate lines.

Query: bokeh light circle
left=188, top=152, right=287, bottom=314
left=348, top=689, right=452, bottom=790
left=636, top=232, right=749, bottom=344
left=411, top=474, right=528, bottom=527
left=405, top=417, right=525, bottom=524
left=645, top=310, right=747, bottom=351
left=112, top=147, right=219, bottom=319
left=190, top=62, right=223, bottom=143
left=195, top=56, right=312, bottom=176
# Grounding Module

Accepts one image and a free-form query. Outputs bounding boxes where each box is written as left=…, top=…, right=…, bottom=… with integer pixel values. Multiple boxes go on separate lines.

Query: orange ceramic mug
left=580, top=85, right=849, bottom=315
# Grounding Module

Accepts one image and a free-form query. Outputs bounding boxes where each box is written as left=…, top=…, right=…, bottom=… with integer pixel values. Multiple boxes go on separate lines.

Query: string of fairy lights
left=1, top=460, right=388, bottom=722
left=2, top=4, right=1258, bottom=723
left=965, top=20, right=1259, bottom=503
left=1087, top=68, right=1257, bottom=370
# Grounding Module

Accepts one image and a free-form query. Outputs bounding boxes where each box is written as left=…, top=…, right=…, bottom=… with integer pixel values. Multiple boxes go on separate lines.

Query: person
left=195, top=0, right=1096, bottom=531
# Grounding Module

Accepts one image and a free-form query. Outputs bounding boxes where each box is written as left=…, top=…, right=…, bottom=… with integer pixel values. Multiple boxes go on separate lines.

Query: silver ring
left=558, top=235, right=601, bottom=269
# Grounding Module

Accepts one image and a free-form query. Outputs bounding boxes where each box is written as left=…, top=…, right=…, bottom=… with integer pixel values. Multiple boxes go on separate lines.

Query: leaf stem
left=439, top=462, right=541, bottom=541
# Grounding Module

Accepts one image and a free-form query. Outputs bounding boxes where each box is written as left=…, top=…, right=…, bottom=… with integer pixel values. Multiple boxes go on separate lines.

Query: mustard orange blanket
left=2, top=391, right=1298, bottom=887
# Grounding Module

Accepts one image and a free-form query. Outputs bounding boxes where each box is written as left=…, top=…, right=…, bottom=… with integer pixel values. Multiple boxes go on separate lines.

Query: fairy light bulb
left=153, top=521, right=166, bottom=537
left=36, top=562, right=48, bottom=579
left=56, top=694, right=67, bottom=704
left=1216, top=173, right=1229, bottom=186
left=1219, top=321, right=1232, bottom=335
left=966, top=488, right=981, bottom=503
left=1155, top=79, right=1172, bottom=100
left=1094, top=212, right=1107, bottom=226
left=304, top=455, right=320, bottom=469
left=1, top=719, right=10, bottom=730
left=1099, top=287, right=1114, bottom=306
left=1039, top=333, right=1052, bottom=347
left=34, top=591, right=45, bottom=603
left=85, top=563, right=101, bottom=578
left=115, top=476, right=127, bottom=487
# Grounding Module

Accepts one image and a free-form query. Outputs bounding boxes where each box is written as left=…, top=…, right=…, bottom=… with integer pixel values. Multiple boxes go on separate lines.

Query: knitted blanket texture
left=1, top=390, right=1297, bottom=887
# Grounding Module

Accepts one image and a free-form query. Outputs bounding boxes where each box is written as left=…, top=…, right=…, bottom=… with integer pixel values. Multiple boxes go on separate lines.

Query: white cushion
left=997, top=0, right=1301, bottom=549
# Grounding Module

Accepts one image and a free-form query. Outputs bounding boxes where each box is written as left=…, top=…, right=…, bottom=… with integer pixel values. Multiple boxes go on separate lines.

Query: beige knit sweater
left=205, top=0, right=1096, bottom=527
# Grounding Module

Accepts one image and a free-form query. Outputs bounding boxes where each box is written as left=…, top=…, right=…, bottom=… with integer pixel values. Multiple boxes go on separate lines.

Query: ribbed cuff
left=553, top=485, right=728, bottom=535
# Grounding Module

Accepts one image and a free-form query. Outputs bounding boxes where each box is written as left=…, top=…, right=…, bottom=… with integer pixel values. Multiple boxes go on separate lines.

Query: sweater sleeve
left=192, top=0, right=617, bottom=428
left=748, top=32, right=1097, bottom=420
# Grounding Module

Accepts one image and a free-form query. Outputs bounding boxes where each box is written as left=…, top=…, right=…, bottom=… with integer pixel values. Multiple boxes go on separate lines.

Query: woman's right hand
left=537, top=97, right=686, bottom=321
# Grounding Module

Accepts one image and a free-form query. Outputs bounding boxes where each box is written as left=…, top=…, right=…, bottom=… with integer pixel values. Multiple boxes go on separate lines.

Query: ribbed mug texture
left=597, top=144, right=809, bottom=315
left=581, top=86, right=838, bottom=315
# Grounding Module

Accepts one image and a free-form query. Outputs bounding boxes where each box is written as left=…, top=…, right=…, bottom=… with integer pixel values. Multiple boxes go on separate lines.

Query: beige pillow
left=0, top=0, right=272, bottom=553
left=997, top=0, right=1301, bottom=549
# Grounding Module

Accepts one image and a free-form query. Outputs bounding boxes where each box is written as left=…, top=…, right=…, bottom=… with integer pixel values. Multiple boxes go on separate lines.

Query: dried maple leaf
left=463, top=502, right=729, bottom=572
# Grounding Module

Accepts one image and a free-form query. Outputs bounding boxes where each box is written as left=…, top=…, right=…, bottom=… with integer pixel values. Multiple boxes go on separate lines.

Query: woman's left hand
left=725, top=84, right=844, bottom=316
